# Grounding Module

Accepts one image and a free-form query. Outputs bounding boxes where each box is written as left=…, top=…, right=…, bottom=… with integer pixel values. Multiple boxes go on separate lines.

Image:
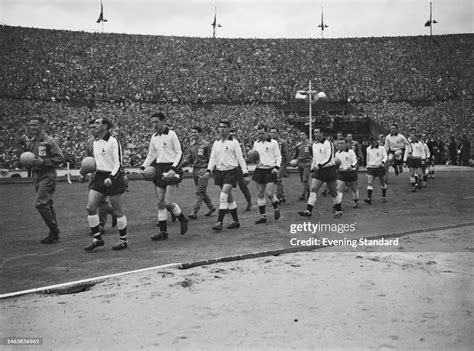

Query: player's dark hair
left=29, top=115, right=46, bottom=124
left=314, top=127, right=325, bottom=134
left=150, top=112, right=166, bottom=120
left=191, top=126, right=202, bottom=133
left=100, top=118, right=113, bottom=130
left=219, top=120, right=231, bottom=128
left=257, top=124, right=268, bottom=131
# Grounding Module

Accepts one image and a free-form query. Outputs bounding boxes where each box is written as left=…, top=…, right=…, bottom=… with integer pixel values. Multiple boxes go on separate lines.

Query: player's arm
left=366, top=146, right=371, bottom=167
left=110, top=139, right=121, bottom=178
left=250, top=141, right=257, bottom=153
left=235, top=141, right=249, bottom=175
left=381, top=147, right=388, bottom=164
left=49, top=140, right=65, bottom=167
left=403, top=145, right=410, bottom=162
left=170, top=132, right=183, bottom=171
left=424, top=144, right=430, bottom=159
left=273, top=140, right=282, bottom=169
left=349, top=149, right=358, bottom=169
left=141, top=136, right=157, bottom=169
left=206, top=141, right=218, bottom=174
left=403, top=136, right=412, bottom=154
left=311, top=143, right=318, bottom=170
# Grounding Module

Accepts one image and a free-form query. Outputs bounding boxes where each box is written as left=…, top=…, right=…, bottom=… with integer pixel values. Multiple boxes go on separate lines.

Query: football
left=80, top=157, right=97, bottom=174
left=394, top=149, right=403, bottom=160
left=289, top=159, right=298, bottom=167
left=246, top=150, right=260, bottom=164
left=19, top=152, right=36, bottom=168
left=162, top=171, right=181, bottom=185
left=335, top=158, right=342, bottom=168
left=142, top=166, right=156, bottom=181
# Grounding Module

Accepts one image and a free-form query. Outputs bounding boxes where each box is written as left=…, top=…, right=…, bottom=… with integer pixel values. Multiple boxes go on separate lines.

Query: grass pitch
left=0, top=167, right=473, bottom=294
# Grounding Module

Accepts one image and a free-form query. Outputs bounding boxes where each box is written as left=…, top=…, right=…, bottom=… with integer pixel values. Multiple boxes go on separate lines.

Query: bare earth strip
left=1, top=227, right=473, bottom=350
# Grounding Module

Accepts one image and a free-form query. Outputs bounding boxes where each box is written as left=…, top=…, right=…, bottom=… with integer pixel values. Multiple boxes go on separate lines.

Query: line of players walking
left=22, top=113, right=437, bottom=251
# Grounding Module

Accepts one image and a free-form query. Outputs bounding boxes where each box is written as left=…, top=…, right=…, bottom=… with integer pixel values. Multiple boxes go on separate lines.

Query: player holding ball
left=21, top=115, right=64, bottom=244
left=84, top=118, right=129, bottom=252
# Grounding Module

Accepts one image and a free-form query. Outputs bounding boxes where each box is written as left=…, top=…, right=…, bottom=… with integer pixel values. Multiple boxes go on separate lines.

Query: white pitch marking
left=0, top=262, right=182, bottom=299
left=0, top=249, right=67, bottom=269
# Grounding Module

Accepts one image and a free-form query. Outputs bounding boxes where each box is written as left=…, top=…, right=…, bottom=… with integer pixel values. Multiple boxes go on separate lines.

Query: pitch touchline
left=0, top=262, right=181, bottom=299
left=2, top=222, right=474, bottom=299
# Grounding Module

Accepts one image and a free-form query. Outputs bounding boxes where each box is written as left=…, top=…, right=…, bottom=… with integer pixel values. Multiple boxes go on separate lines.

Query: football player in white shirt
left=384, top=123, right=411, bottom=176
left=365, top=136, right=388, bottom=205
left=404, top=133, right=427, bottom=192
left=205, top=120, right=250, bottom=231
left=269, top=127, right=290, bottom=204
left=298, top=128, right=343, bottom=218
left=378, top=134, right=390, bottom=185
left=250, top=125, right=282, bottom=224
left=84, top=118, right=129, bottom=251
left=335, top=139, right=359, bottom=208
left=420, top=132, right=431, bottom=188
left=229, top=128, right=253, bottom=211
left=141, top=112, right=188, bottom=241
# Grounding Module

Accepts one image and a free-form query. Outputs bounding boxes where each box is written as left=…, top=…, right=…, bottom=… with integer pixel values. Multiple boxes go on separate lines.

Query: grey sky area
left=1, top=0, right=472, bottom=38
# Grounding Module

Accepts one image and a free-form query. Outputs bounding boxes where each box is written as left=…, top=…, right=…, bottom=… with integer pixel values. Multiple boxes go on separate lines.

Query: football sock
left=117, top=215, right=127, bottom=238
left=158, top=209, right=167, bottom=232
left=88, top=214, right=101, bottom=235
left=228, top=201, right=239, bottom=222
left=257, top=197, right=266, bottom=215
left=381, top=184, right=387, bottom=197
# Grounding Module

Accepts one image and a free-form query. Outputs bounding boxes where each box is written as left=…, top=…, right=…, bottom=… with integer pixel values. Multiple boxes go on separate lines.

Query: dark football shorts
left=337, top=170, right=358, bottom=182
left=252, top=168, right=277, bottom=184
left=214, top=168, right=238, bottom=187
left=406, top=157, right=422, bottom=169
left=90, top=171, right=126, bottom=196
left=312, top=165, right=337, bottom=183
left=367, top=167, right=386, bottom=178
left=152, top=163, right=184, bottom=188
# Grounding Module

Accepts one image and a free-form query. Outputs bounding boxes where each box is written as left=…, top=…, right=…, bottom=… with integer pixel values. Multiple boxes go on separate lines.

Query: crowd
left=356, top=100, right=473, bottom=165
left=0, top=99, right=300, bottom=169
left=0, top=26, right=472, bottom=170
left=1, top=97, right=471, bottom=170
left=0, top=26, right=472, bottom=104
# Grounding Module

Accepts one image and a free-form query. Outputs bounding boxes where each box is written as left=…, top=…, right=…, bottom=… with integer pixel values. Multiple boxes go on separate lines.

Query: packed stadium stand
left=0, top=26, right=472, bottom=169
